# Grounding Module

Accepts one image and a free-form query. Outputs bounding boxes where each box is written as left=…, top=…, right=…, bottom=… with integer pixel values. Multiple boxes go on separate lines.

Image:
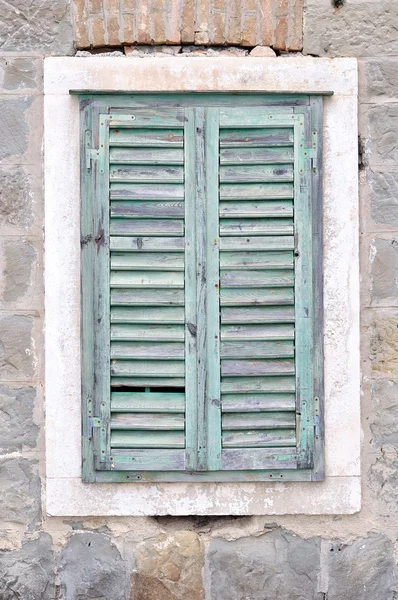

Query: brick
left=72, top=0, right=303, bottom=50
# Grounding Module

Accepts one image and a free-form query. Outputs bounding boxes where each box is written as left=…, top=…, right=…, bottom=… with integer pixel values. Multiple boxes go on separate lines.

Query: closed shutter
left=80, top=94, right=324, bottom=483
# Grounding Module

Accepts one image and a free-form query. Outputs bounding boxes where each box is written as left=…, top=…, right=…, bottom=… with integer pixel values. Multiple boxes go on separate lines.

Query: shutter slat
left=110, top=183, right=184, bottom=200
left=222, top=394, right=296, bottom=412
left=109, top=128, right=184, bottom=147
left=221, top=360, right=295, bottom=377
left=110, top=236, right=185, bottom=252
left=221, top=376, right=295, bottom=393
left=110, top=165, right=184, bottom=182
left=220, top=164, right=293, bottom=183
left=220, top=288, right=294, bottom=306
left=221, top=340, right=294, bottom=359
left=111, top=392, right=185, bottom=412
left=111, top=413, right=185, bottom=430
left=222, top=430, right=296, bottom=447
left=220, top=251, right=293, bottom=270
left=220, top=201, right=293, bottom=218
left=111, top=376, right=185, bottom=387
left=221, top=307, right=295, bottom=323
left=220, top=270, right=294, bottom=288
left=220, top=128, right=294, bottom=147
left=111, top=341, right=184, bottom=360
left=222, top=412, right=296, bottom=430
left=110, top=147, right=184, bottom=164
left=220, top=219, right=293, bottom=236
left=111, top=360, right=185, bottom=377
left=109, top=108, right=185, bottom=127
left=222, top=448, right=297, bottom=470
left=110, top=219, right=184, bottom=237
left=111, top=307, right=184, bottom=323
left=111, top=289, right=184, bottom=306
left=221, top=324, right=294, bottom=340
left=220, top=183, right=294, bottom=200
left=111, top=431, right=185, bottom=448
left=110, top=271, right=184, bottom=288
left=111, top=201, right=184, bottom=219
left=111, top=324, right=184, bottom=341
left=220, top=236, right=294, bottom=251
left=110, top=450, right=185, bottom=470
left=111, top=252, right=184, bottom=271
left=220, top=147, right=294, bottom=164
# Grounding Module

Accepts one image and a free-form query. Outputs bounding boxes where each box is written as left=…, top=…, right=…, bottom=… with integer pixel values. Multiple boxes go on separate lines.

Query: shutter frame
left=81, top=93, right=324, bottom=483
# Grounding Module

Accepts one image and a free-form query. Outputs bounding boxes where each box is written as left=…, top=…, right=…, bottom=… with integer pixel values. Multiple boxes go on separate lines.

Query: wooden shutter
left=80, top=95, right=324, bottom=483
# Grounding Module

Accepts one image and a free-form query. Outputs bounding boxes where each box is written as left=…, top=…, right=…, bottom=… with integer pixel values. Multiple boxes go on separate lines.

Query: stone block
left=0, top=0, right=73, bottom=55
left=367, top=105, right=398, bottom=167
left=71, top=0, right=303, bottom=49
left=369, top=170, right=398, bottom=227
left=249, top=45, right=277, bottom=57
left=0, top=97, right=34, bottom=162
left=304, top=0, right=398, bottom=57
left=370, top=380, right=398, bottom=448
left=133, top=531, right=204, bottom=600
left=369, top=310, right=398, bottom=376
left=58, top=532, right=127, bottom=600
left=0, top=533, right=55, bottom=600
left=0, top=239, right=39, bottom=310
left=360, top=58, right=398, bottom=103
left=0, top=458, right=41, bottom=526
left=370, top=238, right=398, bottom=305
left=208, top=530, right=321, bottom=600
left=326, top=533, right=396, bottom=600
left=368, top=451, right=398, bottom=515
left=0, top=315, right=35, bottom=381
left=0, top=57, right=43, bottom=92
left=0, top=385, right=38, bottom=452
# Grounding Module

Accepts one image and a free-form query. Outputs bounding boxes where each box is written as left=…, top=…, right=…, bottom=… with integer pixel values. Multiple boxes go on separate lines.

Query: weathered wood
left=220, top=146, right=294, bottom=165
left=111, top=341, right=184, bottom=360
left=110, top=218, right=184, bottom=236
left=221, top=448, right=297, bottom=470
left=220, top=109, right=296, bottom=127
left=111, top=252, right=184, bottom=271
left=221, top=340, right=294, bottom=359
left=110, top=270, right=184, bottom=289
left=221, top=393, right=296, bottom=412
left=220, top=236, right=294, bottom=251
left=220, top=164, right=293, bottom=183
left=109, top=449, right=186, bottom=470
left=221, top=376, right=296, bottom=394
left=220, top=183, right=294, bottom=200
left=220, top=251, right=293, bottom=270
left=110, top=165, right=184, bottom=182
left=221, top=359, right=295, bottom=377
left=109, top=128, right=184, bottom=147
left=110, top=147, right=184, bottom=164
left=111, top=306, right=184, bottom=323
left=111, top=288, right=184, bottom=306
left=111, top=392, right=185, bottom=412
left=110, top=236, right=184, bottom=252
left=220, top=127, right=294, bottom=147
left=111, top=376, right=185, bottom=387
left=220, top=288, right=294, bottom=306
left=221, top=306, right=295, bottom=323
left=110, top=182, right=184, bottom=200
left=222, top=430, right=296, bottom=448
left=220, top=269, right=294, bottom=288
left=111, top=430, right=185, bottom=448
left=221, top=324, right=294, bottom=340
left=111, top=324, right=184, bottom=341
left=220, top=218, right=293, bottom=236
left=219, top=201, right=293, bottom=219
left=111, top=359, right=185, bottom=377
left=222, top=412, right=296, bottom=430
left=109, top=108, right=186, bottom=128
left=111, top=201, right=184, bottom=219
left=111, top=412, right=185, bottom=430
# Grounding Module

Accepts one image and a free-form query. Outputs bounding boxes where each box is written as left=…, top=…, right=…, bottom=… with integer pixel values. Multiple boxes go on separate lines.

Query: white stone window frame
left=44, top=57, right=360, bottom=516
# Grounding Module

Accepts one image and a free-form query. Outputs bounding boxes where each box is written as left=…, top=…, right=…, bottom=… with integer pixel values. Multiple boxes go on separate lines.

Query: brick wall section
left=71, top=0, right=303, bottom=50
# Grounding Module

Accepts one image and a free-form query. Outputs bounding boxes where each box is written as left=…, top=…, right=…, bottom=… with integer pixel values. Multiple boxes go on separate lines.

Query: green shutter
left=80, top=94, right=324, bottom=483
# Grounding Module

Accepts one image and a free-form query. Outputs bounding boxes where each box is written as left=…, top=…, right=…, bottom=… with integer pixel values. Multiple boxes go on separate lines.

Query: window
left=45, top=57, right=359, bottom=515
left=80, top=93, right=324, bottom=483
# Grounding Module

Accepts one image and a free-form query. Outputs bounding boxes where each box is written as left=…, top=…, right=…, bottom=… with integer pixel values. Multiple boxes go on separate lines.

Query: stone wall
left=0, top=0, right=398, bottom=598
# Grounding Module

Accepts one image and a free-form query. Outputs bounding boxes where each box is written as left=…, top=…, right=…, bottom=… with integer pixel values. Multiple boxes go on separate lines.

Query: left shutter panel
left=106, top=110, right=187, bottom=472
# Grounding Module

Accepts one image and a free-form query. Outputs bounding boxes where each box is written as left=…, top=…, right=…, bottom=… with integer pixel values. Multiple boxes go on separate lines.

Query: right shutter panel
left=219, top=115, right=299, bottom=471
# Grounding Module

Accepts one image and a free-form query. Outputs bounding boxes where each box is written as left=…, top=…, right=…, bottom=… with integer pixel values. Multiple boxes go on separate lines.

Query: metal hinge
left=85, top=130, right=100, bottom=169
left=313, top=396, right=320, bottom=436
left=87, top=416, right=104, bottom=438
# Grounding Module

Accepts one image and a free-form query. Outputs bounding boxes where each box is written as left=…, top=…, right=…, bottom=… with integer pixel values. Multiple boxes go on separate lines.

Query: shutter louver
left=108, top=111, right=186, bottom=470
left=218, top=113, right=298, bottom=470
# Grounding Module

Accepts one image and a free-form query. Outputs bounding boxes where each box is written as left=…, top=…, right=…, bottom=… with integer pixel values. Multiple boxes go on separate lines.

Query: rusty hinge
left=85, top=130, right=100, bottom=169
left=313, top=396, right=320, bottom=436
left=87, top=416, right=104, bottom=438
